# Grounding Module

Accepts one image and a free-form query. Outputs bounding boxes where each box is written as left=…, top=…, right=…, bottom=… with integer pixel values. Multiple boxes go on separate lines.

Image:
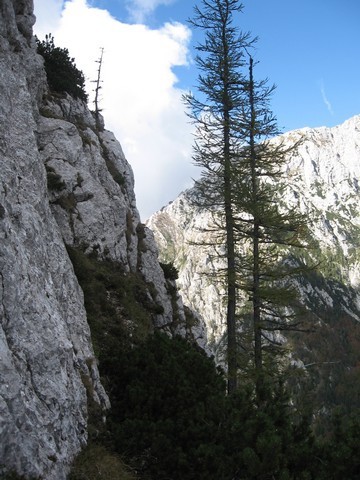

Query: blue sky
left=34, top=0, right=360, bottom=218
left=89, top=0, right=360, bottom=131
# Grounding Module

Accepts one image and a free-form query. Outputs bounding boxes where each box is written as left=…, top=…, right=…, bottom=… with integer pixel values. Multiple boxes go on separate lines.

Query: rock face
left=36, top=75, right=198, bottom=342
left=147, top=193, right=226, bottom=348
left=147, top=116, right=360, bottom=349
left=0, top=1, right=197, bottom=478
left=0, top=2, right=107, bottom=478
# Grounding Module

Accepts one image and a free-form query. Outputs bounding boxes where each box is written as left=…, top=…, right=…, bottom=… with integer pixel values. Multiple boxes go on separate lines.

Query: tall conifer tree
left=185, top=0, right=311, bottom=397
left=184, top=0, right=254, bottom=394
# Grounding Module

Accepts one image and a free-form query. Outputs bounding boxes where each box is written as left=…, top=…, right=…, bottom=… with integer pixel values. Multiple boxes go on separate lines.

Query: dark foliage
left=109, top=332, right=228, bottom=480
left=318, top=408, right=360, bottom=480
left=64, top=249, right=360, bottom=480
left=36, top=33, right=88, bottom=101
left=45, top=164, right=66, bottom=191
left=160, top=261, right=179, bottom=281
left=108, top=333, right=317, bottom=480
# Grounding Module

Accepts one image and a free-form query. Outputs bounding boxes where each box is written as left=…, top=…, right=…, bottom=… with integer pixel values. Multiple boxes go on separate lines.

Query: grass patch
left=69, top=444, right=136, bottom=480
left=66, top=246, right=156, bottom=361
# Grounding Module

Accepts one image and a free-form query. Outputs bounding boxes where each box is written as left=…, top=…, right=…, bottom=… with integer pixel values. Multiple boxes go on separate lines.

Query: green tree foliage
left=108, top=333, right=316, bottom=480
left=232, top=56, right=311, bottom=401
left=223, top=385, right=317, bottom=480
left=109, top=333, right=228, bottom=480
left=317, top=408, right=360, bottom=480
left=64, top=248, right=347, bottom=479
left=36, top=33, right=88, bottom=101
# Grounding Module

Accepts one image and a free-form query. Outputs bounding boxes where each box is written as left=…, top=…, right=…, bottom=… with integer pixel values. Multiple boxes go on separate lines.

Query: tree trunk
left=225, top=151, right=237, bottom=394
left=248, top=56, right=264, bottom=402
left=223, top=17, right=237, bottom=394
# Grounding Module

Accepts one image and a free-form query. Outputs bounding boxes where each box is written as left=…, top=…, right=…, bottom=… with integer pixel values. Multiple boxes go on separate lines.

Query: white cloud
left=320, top=80, right=334, bottom=116
left=34, top=0, right=197, bottom=220
left=33, top=0, right=64, bottom=35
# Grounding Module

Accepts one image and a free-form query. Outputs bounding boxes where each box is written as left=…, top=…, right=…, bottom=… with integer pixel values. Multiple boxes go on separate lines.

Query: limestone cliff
left=0, top=2, right=107, bottom=478
left=0, top=1, right=200, bottom=478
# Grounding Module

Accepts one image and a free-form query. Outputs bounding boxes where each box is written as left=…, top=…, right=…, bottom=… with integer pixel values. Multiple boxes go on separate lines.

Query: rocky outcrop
left=0, top=0, right=198, bottom=478
left=36, top=89, right=190, bottom=335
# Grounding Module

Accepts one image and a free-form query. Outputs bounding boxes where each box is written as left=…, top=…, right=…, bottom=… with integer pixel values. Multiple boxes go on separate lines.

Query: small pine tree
left=36, top=33, right=88, bottom=101
left=160, top=261, right=179, bottom=280
left=320, top=408, right=360, bottom=479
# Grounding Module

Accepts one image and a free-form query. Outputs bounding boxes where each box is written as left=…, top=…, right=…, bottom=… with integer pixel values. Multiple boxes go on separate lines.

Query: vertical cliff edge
left=0, top=1, right=203, bottom=478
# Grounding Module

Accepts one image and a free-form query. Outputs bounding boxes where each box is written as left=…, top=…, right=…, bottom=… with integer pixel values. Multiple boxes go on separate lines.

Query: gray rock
left=38, top=94, right=194, bottom=332
left=0, top=1, right=108, bottom=478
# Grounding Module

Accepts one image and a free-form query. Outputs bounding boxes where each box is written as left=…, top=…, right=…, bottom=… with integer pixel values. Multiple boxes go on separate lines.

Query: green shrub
left=45, top=165, right=66, bottom=191
left=160, top=261, right=179, bottom=280
left=107, top=337, right=318, bottom=480
left=109, top=332, right=229, bottom=480
left=36, top=34, right=87, bottom=101
left=318, top=408, right=360, bottom=480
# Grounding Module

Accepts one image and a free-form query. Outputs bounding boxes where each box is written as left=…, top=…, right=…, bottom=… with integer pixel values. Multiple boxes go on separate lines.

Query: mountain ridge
left=147, top=114, right=360, bottom=344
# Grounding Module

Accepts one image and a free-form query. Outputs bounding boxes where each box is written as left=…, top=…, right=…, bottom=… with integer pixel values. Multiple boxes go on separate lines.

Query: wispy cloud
left=125, top=0, right=176, bottom=23
left=320, top=80, right=334, bottom=115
